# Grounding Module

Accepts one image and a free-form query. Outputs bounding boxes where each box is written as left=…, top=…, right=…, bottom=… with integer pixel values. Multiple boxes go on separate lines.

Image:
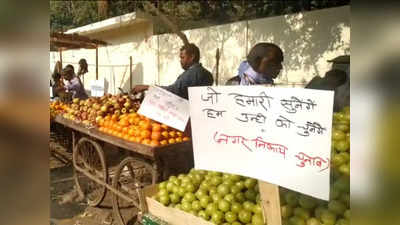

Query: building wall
left=50, top=6, right=349, bottom=94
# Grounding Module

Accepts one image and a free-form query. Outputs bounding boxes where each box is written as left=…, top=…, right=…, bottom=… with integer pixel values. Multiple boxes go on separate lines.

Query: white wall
left=50, top=6, right=350, bottom=94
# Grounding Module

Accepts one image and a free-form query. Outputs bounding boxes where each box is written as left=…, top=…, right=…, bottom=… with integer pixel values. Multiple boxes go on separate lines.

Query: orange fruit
left=112, top=130, right=119, bottom=137
left=176, top=137, right=183, bottom=143
left=128, top=128, right=135, bottom=136
left=123, top=134, right=130, bottom=140
left=142, top=139, right=151, bottom=146
left=117, top=133, right=124, bottom=139
left=161, top=131, right=169, bottom=139
left=119, top=119, right=129, bottom=127
left=138, top=120, right=145, bottom=126
left=169, top=131, right=176, bottom=138
left=98, top=119, right=104, bottom=127
left=122, top=127, right=129, bottom=134
left=128, top=117, right=135, bottom=125
left=151, top=123, right=162, bottom=132
left=160, top=140, right=168, bottom=146
left=116, top=125, right=123, bottom=132
left=139, top=121, right=151, bottom=131
left=104, top=115, right=111, bottom=120
left=98, top=127, right=104, bottom=132
left=183, top=137, right=190, bottom=141
left=129, top=136, right=135, bottom=142
left=168, top=138, right=176, bottom=144
left=150, top=140, right=160, bottom=147
left=176, top=132, right=183, bottom=137
left=133, top=117, right=141, bottom=125
left=111, top=114, right=118, bottom=121
left=140, top=130, right=151, bottom=139
left=135, top=137, right=143, bottom=143
left=133, top=129, right=141, bottom=137
left=161, top=124, right=169, bottom=131
left=151, top=131, right=161, bottom=141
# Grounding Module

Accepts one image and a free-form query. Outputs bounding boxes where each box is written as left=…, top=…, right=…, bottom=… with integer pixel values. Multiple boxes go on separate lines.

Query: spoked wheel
left=73, top=137, right=107, bottom=206
left=112, top=157, right=157, bottom=225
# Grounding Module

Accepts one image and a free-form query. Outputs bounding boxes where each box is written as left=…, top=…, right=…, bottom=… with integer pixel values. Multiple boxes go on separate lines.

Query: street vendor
left=226, top=42, right=284, bottom=85
left=130, top=43, right=214, bottom=100
left=61, top=64, right=88, bottom=100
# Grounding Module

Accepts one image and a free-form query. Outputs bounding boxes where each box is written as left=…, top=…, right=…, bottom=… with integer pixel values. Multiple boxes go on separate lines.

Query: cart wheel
left=112, top=157, right=156, bottom=225
left=73, top=137, right=107, bottom=207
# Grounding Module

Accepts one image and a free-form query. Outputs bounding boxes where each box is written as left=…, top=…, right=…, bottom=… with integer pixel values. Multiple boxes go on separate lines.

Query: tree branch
left=143, top=1, right=189, bottom=46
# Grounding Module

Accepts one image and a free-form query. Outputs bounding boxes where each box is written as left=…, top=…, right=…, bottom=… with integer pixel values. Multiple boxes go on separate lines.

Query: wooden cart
left=53, top=115, right=194, bottom=225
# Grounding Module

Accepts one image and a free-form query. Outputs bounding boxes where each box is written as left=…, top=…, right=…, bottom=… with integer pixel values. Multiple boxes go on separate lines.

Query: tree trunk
left=98, top=0, right=108, bottom=19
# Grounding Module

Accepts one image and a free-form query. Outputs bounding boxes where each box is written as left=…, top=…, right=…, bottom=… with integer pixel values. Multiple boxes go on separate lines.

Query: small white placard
left=91, top=79, right=105, bottom=97
left=188, top=86, right=334, bottom=200
left=138, top=86, right=190, bottom=131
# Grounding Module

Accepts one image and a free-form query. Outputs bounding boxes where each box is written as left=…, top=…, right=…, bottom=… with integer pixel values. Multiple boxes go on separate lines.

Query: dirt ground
left=50, top=141, right=121, bottom=225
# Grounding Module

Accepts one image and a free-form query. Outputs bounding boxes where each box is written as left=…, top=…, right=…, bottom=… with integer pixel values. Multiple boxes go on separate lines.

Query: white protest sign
left=91, top=79, right=105, bottom=97
left=188, top=86, right=334, bottom=200
left=138, top=86, right=190, bottom=132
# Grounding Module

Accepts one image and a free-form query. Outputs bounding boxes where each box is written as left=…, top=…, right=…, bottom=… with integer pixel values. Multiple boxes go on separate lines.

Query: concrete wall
left=50, top=6, right=350, bottom=94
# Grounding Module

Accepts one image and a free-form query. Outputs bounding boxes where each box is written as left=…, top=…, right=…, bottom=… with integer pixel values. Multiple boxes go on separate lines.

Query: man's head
left=62, top=64, right=75, bottom=81
left=247, top=43, right=284, bottom=79
left=180, top=43, right=200, bottom=70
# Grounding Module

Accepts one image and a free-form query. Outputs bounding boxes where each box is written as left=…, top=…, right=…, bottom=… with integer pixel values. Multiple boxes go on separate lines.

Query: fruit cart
left=53, top=115, right=194, bottom=225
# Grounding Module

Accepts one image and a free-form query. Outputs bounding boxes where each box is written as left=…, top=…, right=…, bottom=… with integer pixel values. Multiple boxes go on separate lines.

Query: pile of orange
left=97, top=112, right=190, bottom=147
left=50, top=100, right=68, bottom=113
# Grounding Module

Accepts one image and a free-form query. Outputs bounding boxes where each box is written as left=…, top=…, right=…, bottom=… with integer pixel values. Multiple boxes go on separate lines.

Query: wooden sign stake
left=130, top=56, right=133, bottom=91
left=96, top=46, right=99, bottom=80
left=258, top=181, right=282, bottom=225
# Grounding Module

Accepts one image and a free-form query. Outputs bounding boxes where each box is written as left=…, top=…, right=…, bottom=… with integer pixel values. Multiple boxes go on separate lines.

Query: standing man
left=226, top=42, right=284, bottom=85
left=131, top=43, right=214, bottom=99
left=77, top=58, right=89, bottom=87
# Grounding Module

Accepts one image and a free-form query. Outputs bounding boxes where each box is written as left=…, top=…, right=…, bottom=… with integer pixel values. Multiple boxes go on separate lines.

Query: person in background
left=50, top=61, right=64, bottom=98
left=130, top=43, right=213, bottom=100
left=77, top=58, right=88, bottom=88
left=305, top=55, right=350, bottom=111
left=305, top=69, right=347, bottom=90
left=51, top=72, right=64, bottom=98
left=62, top=64, right=88, bottom=100
left=226, top=42, right=284, bottom=85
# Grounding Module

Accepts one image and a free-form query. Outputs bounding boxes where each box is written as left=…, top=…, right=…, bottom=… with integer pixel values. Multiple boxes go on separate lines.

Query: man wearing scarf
left=226, top=43, right=284, bottom=86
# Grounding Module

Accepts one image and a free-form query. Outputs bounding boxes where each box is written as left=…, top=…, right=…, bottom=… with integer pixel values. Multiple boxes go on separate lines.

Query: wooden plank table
left=53, top=115, right=192, bottom=159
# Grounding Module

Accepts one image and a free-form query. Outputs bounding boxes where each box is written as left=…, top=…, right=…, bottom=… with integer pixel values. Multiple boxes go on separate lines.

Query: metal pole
left=96, top=46, right=99, bottom=80
left=130, top=56, right=133, bottom=91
